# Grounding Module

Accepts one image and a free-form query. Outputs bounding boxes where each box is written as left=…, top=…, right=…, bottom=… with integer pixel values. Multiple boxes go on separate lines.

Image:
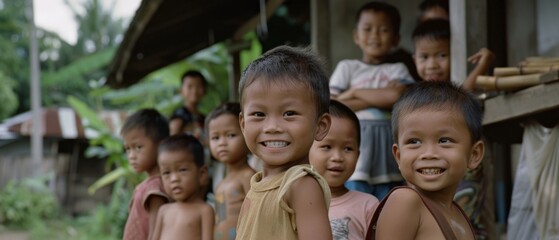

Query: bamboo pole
left=476, top=74, right=541, bottom=91
left=494, top=66, right=559, bottom=76
left=524, top=57, right=559, bottom=62
left=520, top=61, right=559, bottom=67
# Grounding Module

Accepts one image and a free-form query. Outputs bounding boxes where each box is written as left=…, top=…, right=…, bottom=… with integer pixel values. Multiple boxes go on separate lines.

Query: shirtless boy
left=150, top=134, right=214, bottom=240
left=373, top=81, right=484, bottom=240
left=206, top=102, right=255, bottom=240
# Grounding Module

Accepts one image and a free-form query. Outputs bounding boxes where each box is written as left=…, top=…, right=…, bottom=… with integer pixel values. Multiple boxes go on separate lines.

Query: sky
left=34, top=0, right=141, bottom=45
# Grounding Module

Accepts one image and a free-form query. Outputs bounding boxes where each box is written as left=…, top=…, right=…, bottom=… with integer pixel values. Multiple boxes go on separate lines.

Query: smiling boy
left=372, top=81, right=484, bottom=240
left=236, top=46, right=333, bottom=240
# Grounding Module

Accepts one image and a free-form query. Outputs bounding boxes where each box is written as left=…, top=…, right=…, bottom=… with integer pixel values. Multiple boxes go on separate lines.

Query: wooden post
left=506, top=0, right=537, bottom=65
left=311, top=0, right=331, bottom=69
left=227, top=40, right=251, bottom=102
left=26, top=0, right=43, bottom=177
left=450, top=0, right=487, bottom=85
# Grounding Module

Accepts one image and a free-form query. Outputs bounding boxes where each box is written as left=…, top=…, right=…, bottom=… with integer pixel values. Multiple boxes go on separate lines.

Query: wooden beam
left=483, top=81, right=559, bottom=125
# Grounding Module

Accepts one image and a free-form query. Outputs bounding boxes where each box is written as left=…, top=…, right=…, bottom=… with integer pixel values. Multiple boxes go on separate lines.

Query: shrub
left=0, top=176, right=58, bottom=228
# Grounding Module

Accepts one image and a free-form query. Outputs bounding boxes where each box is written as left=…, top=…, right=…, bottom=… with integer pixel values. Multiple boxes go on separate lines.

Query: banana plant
left=67, top=96, right=143, bottom=195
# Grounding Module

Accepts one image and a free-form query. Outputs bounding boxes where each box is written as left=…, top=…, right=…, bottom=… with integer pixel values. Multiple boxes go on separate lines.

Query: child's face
left=309, top=116, right=359, bottom=189
left=414, top=38, right=451, bottom=82
left=181, top=76, right=206, bottom=105
left=392, top=108, right=483, bottom=194
left=353, top=10, right=399, bottom=63
left=122, top=128, right=158, bottom=173
left=159, top=150, right=205, bottom=202
left=240, top=79, right=330, bottom=174
left=208, top=114, right=249, bottom=164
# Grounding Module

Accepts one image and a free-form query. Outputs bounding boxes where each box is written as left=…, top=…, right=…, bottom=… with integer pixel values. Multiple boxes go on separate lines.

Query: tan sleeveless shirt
left=236, top=164, right=331, bottom=239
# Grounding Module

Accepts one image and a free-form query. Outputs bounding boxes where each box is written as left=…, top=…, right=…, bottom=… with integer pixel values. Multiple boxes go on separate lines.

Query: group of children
left=119, top=0, right=495, bottom=239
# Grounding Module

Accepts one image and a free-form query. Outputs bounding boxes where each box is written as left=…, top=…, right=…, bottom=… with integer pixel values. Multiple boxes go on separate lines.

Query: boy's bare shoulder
left=386, top=188, right=422, bottom=203
left=194, top=202, right=215, bottom=217
left=382, top=188, right=425, bottom=215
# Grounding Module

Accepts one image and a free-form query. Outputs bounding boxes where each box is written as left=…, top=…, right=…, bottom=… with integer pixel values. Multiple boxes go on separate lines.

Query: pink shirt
left=329, top=191, right=379, bottom=240
left=123, top=175, right=168, bottom=240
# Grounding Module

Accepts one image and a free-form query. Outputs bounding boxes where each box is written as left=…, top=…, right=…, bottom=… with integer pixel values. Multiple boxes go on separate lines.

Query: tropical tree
left=43, top=0, right=126, bottom=107
left=64, top=0, right=124, bottom=56
left=0, top=0, right=29, bottom=116
left=0, top=0, right=129, bottom=121
left=0, top=71, right=18, bottom=119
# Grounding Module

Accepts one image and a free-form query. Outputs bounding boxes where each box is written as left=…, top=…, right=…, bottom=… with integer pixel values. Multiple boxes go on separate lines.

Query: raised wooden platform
left=482, top=81, right=559, bottom=143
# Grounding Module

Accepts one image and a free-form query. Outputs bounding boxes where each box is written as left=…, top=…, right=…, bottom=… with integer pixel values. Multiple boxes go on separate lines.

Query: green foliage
left=19, top=178, right=130, bottom=240
left=0, top=175, right=58, bottom=229
left=0, top=71, right=18, bottom=119
left=68, top=96, right=143, bottom=195
left=0, top=0, right=127, bottom=119
left=42, top=48, right=116, bottom=106
left=66, top=96, right=140, bottom=239
left=98, top=43, right=232, bottom=116
left=59, top=178, right=131, bottom=239
left=240, top=31, right=263, bottom=73
left=64, top=0, right=124, bottom=55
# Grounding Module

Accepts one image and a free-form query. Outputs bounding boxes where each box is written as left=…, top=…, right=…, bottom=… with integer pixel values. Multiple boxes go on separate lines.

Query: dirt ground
left=0, top=231, right=29, bottom=240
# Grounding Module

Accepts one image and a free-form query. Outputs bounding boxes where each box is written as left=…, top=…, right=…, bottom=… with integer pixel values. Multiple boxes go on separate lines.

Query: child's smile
left=393, top=108, right=477, bottom=194
left=262, top=140, right=289, bottom=148
left=241, top=79, right=323, bottom=177
left=417, top=167, right=445, bottom=175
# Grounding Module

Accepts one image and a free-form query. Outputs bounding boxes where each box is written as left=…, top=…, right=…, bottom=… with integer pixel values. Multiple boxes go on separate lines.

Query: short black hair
left=419, top=0, right=449, bottom=15
left=205, top=102, right=241, bottom=133
left=329, top=100, right=361, bottom=145
left=412, top=18, right=450, bottom=44
left=181, top=70, right=208, bottom=89
left=355, top=1, right=401, bottom=35
left=392, top=81, right=483, bottom=143
left=121, top=109, right=169, bottom=144
left=158, top=134, right=205, bottom=167
left=239, top=45, right=330, bottom=118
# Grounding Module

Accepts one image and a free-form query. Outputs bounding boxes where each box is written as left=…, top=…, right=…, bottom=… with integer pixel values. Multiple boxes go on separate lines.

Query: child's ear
left=239, top=112, right=245, bottom=134
left=198, top=165, right=209, bottom=183
left=352, top=29, right=359, bottom=45
left=392, top=143, right=401, bottom=168
left=314, top=113, right=331, bottom=141
left=468, top=140, right=485, bottom=169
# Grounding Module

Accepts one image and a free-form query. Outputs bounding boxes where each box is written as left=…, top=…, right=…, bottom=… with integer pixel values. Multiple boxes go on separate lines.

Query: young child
left=121, top=109, right=170, bottom=240
left=415, top=11, right=495, bottom=91
left=373, top=81, right=484, bottom=239
left=205, top=102, right=255, bottom=240
left=169, top=70, right=208, bottom=139
left=309, top=100, right=379, bottom=240
left=330, top=1, right=415, bottom=200
left=412, top=18, right=496, bottom=239
left=236, top=46, right=333, bottom=239
left=150, top=134, right=214, bottom=240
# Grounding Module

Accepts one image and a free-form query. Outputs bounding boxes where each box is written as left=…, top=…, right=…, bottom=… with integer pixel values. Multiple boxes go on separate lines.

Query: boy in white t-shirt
left=310, top=100, right=380, bottom=240
left=330, top=1, right=415, bottom=200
